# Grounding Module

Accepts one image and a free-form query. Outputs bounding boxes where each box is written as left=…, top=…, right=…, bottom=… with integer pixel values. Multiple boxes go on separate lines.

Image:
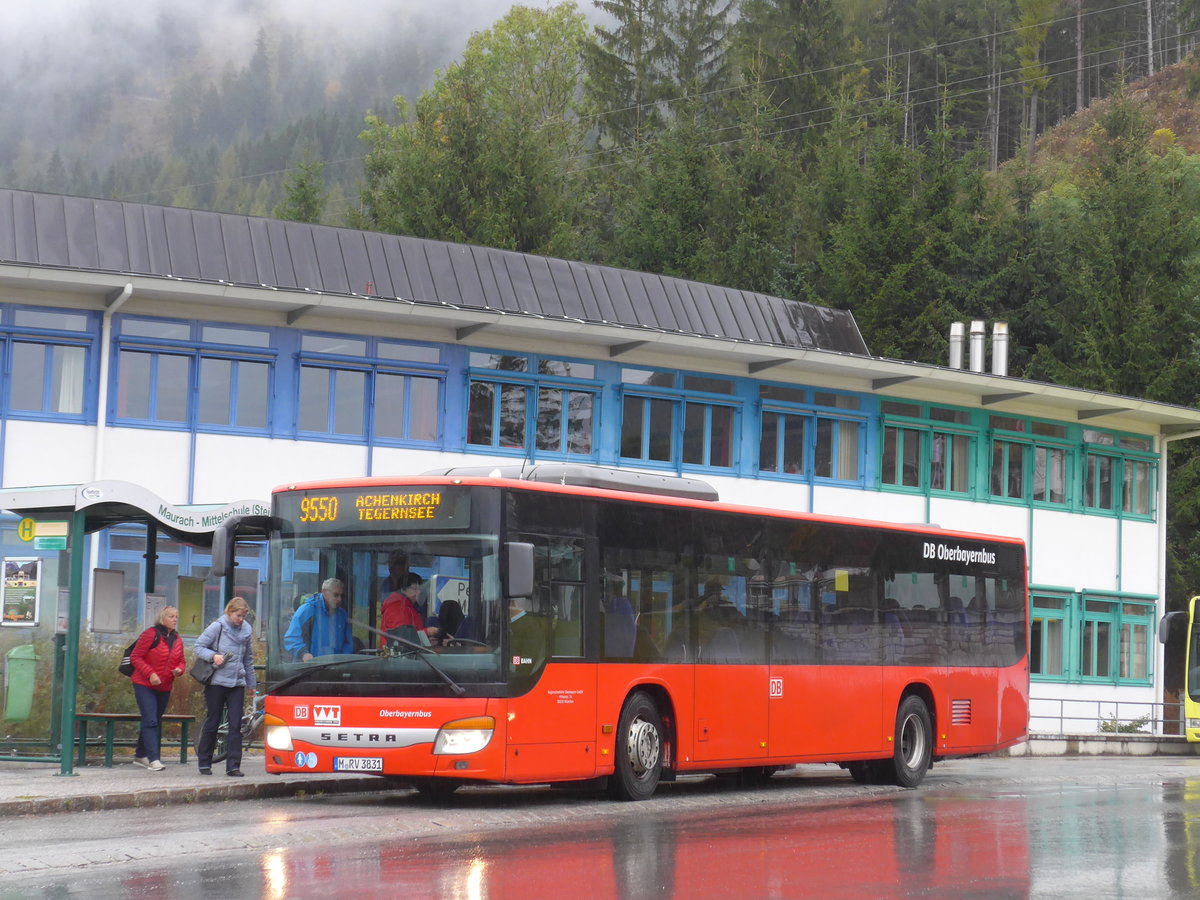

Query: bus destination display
left=279, top=487, right=470, bottom=532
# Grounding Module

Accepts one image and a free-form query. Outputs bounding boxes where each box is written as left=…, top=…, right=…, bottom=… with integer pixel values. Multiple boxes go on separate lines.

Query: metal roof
left=2, top=189, right=1200, bottom=435
left=0, top=188, right=868, bottom=355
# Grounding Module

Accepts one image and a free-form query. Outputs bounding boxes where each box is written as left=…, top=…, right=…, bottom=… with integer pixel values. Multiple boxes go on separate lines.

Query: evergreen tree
left=584, top=0, right=673, bottom=147
left=356, top=3, right=589, bottom=256
left=733, top=0, right=846, bottom=148
left=274, top=150, right=327, bottom=224
left=664, top=0, right=736, bottom=103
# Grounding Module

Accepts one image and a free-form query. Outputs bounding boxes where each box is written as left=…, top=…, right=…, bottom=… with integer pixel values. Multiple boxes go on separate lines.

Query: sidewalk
left=0, top=754, right=381, bottom=818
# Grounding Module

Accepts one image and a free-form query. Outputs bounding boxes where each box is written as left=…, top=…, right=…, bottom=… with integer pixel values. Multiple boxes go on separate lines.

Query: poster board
left=2, top=557, right=40, bottom=627
left=144, top=593, right=166, bottom=629
left=91, top=568, right=124, bottom=634
left=177, top=577, right=204, bottom=636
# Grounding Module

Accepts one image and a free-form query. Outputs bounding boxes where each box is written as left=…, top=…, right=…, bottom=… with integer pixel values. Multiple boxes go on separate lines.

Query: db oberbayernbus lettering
left=217, top=467, right=1028, bottom=801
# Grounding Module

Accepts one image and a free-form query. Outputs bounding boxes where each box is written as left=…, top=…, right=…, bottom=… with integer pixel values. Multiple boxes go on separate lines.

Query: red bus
left=217, top=464, right=1028, bottom=800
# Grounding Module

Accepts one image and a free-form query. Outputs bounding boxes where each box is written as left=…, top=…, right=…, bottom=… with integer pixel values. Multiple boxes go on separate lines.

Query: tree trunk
left=1076, top=0, right=1084, bottom=112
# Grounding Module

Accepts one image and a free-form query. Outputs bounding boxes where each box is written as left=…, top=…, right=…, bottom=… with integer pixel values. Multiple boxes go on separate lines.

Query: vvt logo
left=314, top=705, right=341, bottom=726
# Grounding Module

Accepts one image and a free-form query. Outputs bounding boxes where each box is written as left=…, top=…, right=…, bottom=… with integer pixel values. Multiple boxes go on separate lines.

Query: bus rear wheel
left=889, top=695, right=932, bottom=788
left=609, top=691, right=664, bottom=801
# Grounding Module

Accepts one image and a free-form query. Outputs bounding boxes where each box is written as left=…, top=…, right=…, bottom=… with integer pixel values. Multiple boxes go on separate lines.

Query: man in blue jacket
left=284, top=578, right=354, bottom=661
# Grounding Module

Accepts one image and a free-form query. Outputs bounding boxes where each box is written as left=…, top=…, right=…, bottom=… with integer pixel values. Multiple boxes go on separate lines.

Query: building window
left=882, top=425, right=922, bottom=488
left=619, top=369, right=740, bottom=472
left=467, top=351, right=598, bottom=458
left=1031, top=590, right=1153, bottom=685
left=1030, top=596, right=1067, bottom=677
left=760, top=411, right=805, bottom=475
left=0, top=307, right=94, bottom=421
left=298, top=334, right=444, bottom=444
left=114, top=317, right=273, bottom=432
left=880, top=402, right=970, bottom=493
left=760, top=386, right=862, bottom=483
left=1082, top=430, right=1156, bottom=518
left=12, top=342, right=87, bottom=414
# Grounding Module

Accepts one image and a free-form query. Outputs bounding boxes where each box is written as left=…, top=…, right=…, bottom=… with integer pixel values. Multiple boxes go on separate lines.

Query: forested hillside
left=8, top=0, right=1200, bottom=603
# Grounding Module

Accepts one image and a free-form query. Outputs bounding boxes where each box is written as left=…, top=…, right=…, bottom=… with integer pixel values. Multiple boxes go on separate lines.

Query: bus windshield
left=263, top=485, right=512, bottom=697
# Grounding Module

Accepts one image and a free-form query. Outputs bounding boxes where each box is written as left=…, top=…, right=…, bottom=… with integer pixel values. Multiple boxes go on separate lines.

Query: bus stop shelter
left=0, top=481, right=267, bottom=775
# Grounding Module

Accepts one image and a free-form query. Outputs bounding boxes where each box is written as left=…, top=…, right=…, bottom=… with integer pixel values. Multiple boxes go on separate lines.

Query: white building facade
left=2, top=188, right=1198, bottom=735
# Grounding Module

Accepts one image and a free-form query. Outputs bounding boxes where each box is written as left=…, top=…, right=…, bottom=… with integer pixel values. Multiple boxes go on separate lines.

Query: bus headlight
left=1188, top=718, right=1200, bottom=730
left=264, top=713, right=294, bottom=752
left=433, top=716, right=495, bottom=755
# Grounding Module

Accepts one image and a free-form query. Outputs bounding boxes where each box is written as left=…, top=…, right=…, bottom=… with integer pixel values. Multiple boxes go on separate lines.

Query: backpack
left=118, top=628, right=160, bottom=677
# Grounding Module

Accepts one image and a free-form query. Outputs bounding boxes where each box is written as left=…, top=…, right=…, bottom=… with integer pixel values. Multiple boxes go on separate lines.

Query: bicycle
left=196, top=692, right=265, bottom=764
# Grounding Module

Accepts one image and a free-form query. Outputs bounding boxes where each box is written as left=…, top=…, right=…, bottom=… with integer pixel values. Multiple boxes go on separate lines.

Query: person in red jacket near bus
left=380, top=572, right=439, bottom=644
left=130, top=605, right=185, bottom=772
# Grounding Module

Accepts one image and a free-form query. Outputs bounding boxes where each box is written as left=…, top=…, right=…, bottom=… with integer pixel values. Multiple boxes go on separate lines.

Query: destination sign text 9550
left=298, top=496, right=340, bottom=523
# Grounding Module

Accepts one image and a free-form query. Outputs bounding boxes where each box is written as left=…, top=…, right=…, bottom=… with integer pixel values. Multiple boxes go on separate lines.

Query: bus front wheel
left=890, top=695, right=932, bottom=788
left=609, top=691, right=664, bottom=801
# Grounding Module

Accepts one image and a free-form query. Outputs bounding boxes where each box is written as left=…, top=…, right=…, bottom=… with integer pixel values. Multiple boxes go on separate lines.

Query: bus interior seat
left=603, top=596, right=637, bottom=657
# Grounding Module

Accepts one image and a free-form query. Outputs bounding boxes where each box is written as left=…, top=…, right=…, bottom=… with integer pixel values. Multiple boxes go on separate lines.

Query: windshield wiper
left=270, top=655, right=380, bottom=694
left=348, top=615, right=466, bottom=697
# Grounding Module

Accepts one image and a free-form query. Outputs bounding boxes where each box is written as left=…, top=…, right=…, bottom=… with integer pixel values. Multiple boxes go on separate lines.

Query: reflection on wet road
left=8, top=759, right=1200, bottom=898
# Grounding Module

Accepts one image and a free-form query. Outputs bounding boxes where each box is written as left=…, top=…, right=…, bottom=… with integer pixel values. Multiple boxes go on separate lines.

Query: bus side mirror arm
left=1159, top=610, right=1186, bottom=644
left=505, top=542, right=534, bottom=599
left=211, top=515, right=277, bottom=579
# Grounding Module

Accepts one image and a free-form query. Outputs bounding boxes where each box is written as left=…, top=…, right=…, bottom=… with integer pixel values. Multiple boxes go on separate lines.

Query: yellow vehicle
left=1161, top=597, right=1200, bottom=741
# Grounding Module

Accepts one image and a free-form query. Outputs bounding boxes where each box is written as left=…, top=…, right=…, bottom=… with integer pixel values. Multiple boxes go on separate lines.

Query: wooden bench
left=74, top=713, right=197, bottom=767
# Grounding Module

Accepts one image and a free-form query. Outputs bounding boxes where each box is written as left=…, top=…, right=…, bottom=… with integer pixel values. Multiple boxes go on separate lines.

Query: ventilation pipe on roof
left=968, top=320, right=986, bottom=373
left=948, top=322, right=965, bottom=369
left=991, top=322, right=1009, bottom=376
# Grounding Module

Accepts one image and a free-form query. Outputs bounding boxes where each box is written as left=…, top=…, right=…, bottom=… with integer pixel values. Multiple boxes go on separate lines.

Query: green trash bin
left=3, top=644, right=39, bottom=722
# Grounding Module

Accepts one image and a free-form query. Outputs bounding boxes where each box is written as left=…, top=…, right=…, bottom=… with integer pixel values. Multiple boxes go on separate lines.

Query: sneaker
left=147, top=760, right=165, bottom=771
left=226, top=769, right=244, bottom=777
left=132, top=757, right=149, bottom=768
left=198, top=767, right=212, bottom=775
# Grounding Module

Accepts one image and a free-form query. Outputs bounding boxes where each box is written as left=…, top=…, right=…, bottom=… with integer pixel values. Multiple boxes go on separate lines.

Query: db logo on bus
left=314, top=705, right=341, bottom=726
left=769, top=678, right=783, bottom=698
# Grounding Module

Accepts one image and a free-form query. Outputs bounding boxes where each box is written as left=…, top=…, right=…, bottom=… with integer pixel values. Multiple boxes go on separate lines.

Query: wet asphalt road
left=4, top=756, right=1200, bottom=898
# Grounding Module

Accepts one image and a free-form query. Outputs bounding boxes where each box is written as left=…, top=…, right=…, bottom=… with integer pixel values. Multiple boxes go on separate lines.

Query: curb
left=0, top=775, right=383, bottom=819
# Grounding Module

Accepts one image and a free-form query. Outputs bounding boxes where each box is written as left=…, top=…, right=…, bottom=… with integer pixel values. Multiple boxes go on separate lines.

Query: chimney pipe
left=949, top=322, right=965, bottom=369
left=991, top=322, right=1009, bottom=376
left=969, top=320, right=985, bottom=373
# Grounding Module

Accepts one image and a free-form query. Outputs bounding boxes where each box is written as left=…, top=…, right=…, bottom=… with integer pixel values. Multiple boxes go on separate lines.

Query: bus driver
left=283, top=578, right=355, bottom=661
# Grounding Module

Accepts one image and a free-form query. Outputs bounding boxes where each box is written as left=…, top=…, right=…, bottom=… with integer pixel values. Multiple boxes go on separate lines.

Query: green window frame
left=1030, top=589, right=1154, bottom=685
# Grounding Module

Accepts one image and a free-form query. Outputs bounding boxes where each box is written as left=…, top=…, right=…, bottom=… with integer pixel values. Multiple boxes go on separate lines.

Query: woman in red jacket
left=130, top=605, right=185, bottom=771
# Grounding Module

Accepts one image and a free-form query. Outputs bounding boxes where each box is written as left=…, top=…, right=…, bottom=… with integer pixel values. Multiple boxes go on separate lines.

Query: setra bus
left=214, top=464, right=1029, bottom=800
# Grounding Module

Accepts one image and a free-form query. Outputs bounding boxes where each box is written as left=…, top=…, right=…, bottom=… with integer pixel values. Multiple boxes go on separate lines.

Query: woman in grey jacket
left=194, top=597, right=257, bottom=777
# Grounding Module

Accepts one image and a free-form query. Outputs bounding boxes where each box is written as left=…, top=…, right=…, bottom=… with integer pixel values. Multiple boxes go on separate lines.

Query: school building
left=1, top=187, right=1198, bottom=735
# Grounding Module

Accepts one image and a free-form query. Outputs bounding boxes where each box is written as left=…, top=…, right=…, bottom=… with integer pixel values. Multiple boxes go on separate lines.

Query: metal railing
left=1029, top=698, right=1185, bottom=737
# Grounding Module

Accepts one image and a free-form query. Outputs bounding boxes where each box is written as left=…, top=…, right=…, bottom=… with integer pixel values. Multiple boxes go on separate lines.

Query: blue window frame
left=880, top=402, right=972, bottom=494
left=0, top=306, right=95, bottom=421
left=760, top=386, right=862, bottom=483
left=113, top=317, right=273, bottom=432
left=466, top=352, right=598, bottom=458
left=619, top=369, right=740, bottom=472
left=298, top=334, right=445, bottom=444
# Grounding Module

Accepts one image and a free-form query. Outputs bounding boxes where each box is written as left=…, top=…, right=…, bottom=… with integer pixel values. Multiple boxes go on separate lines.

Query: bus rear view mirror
left=211, top=515, right=277, bottom=579
left=1159, top=610, right=1186, bottom=644
left=506, top=542, right=534, bottom=599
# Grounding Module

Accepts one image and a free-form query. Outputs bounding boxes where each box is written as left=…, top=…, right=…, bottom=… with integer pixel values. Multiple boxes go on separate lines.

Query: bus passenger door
left=506, top=551, right=599, bottom=781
